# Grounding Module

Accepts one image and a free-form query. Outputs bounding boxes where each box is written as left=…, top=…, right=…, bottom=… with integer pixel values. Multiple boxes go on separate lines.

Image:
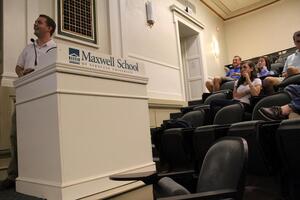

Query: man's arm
left=286, top=66, right=300, bottom=77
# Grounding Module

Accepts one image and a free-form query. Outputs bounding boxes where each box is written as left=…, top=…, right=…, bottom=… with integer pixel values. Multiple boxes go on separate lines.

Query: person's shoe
left=258, top=106, right=287, bottom=120
left=0, top=178, right=15, bottom=190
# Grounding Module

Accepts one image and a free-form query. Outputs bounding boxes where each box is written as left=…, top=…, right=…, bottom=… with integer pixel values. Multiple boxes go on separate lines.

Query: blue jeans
left=284, top=84, right=300, bottom=114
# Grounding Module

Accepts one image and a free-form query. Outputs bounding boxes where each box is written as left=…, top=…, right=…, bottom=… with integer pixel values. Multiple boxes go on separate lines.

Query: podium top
left=14, top=44, right=148, bottom=87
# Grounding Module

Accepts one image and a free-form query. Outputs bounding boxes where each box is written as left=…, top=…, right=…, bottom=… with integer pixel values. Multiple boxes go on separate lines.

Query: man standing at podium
left=0, top=14, right=56, bottom=190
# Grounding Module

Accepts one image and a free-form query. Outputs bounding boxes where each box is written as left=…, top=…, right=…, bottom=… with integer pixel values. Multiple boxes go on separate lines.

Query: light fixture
left=145, top=1, right=154, bottom=26
left=212, top=37, right=220, bottom=58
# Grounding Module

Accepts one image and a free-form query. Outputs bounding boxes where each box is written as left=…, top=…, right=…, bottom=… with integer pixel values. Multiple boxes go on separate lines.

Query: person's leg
left=205, top=80, right=213, bottom=93
left=286, top=67, right=300, bottom=76
left=262, top=77, right=282, bottom=95
left=288, top=97, right=300, bottom=114
left=289, top=111, right=300, bottom=119
left=259, top=104, right=291, bottom=120
left=281, top=104, right=293, bottom=115
left=1, top=109, right=18, bottom=189
left=212, top=76, right=222, bottom=92
left=284, top=84, right=300, bottom=99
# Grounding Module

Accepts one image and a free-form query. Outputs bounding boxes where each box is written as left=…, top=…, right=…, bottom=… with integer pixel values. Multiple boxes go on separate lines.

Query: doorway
left=178, top=21, right=204, bottom=101
left=0, top=0, right=2, bottom=75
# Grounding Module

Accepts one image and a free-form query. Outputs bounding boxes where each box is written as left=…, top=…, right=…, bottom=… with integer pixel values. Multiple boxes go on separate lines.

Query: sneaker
left=258, top=106, right=287, bottom=120
left=0, top=178, right=15, bottom=190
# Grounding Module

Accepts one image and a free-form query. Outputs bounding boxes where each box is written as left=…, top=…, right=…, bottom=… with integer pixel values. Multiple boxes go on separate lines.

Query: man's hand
left=15, top=65, right=24, bottom=77
left=224, top=67, right=229, bottom=73
left=23, top=68, right=35, bottom=75
left=232, top=72, right=241, bottom=76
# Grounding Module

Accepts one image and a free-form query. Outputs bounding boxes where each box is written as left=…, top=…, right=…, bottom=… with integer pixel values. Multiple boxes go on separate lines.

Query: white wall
left=123, top=0, right=228, bottom=100
left=2, top=0, right=27, bottom=87
left=191, top=0, right=228, bottom=77
left=2, top=0, right=228, bottom=100
left=1, top=0, right=111, bottom=87
left=225, top=0, right=300, bottom=61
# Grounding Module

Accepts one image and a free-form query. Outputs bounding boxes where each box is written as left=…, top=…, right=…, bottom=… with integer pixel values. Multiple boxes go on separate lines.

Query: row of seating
left=110, top=118, right=300, bottom=200
left=175, top=73, right=300, bottom=123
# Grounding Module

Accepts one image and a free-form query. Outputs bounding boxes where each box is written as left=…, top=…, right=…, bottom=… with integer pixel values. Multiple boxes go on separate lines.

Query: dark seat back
left=203, top=91, right=228, bottom=105
left=270, top=63, right=284, bottom=76
left=277, top=119, right=300, bottom=200
left=220, top=80, right=235, bottom=91
left=160, top=128, right=195, bottom=172
left=180, top=110, right=205, bottom=128
left=213, top=103, right=244, bottom=125
left=197, top=137, right=248, bottom=199
left=193, top=124, right=230, bottom=171
left=227, top=121, right=276, bottom=176
left=252, top=92, right=291, bottom=120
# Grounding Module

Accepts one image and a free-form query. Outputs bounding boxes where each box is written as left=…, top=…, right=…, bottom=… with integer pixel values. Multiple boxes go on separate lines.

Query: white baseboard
left=16, top=163, right=155, bottom=200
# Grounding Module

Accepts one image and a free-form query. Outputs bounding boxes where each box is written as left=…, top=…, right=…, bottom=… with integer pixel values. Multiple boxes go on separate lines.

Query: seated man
left=263, top=30, right=300, bottom=95
left=259, top=84, right=300, bottom=120
left=205, top=56, right=241, bottom=93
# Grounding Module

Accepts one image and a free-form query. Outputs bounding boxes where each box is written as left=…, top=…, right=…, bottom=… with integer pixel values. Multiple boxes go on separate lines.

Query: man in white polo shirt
left=263, top=31, right=300, bottom=95
left=16, top=14, right=57, bottom=77
left=0, top=14, right=56, bottom=190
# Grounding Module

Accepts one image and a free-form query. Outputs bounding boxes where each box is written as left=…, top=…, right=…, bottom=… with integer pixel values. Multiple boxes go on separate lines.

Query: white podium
left=14, top=46, right=154, bottom=200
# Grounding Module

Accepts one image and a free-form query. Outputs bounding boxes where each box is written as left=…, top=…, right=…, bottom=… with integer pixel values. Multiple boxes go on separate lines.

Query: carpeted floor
left=0, top=189, right=42, bottom=200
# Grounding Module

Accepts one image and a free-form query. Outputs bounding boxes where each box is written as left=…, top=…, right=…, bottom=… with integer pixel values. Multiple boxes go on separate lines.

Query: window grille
left=57, top=0, right=97, bottom=44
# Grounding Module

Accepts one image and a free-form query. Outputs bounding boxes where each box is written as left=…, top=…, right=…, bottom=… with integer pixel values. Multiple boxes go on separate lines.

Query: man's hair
left=39, top=14, right=56, bottom=36
left=293, top=31, right=300, bottom=41
left=234, top=55, right=242, bottom=61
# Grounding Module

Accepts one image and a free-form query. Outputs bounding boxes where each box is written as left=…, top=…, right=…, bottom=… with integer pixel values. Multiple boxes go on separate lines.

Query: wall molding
left=148, top=90, right=183, bottom=101
left=170, top=4, right=205, bottom=29
left=128, top=53, right=179, bottom=70
left=148, top=98, right=186, bottom=108
left=0, top=72, right=17, bottom=87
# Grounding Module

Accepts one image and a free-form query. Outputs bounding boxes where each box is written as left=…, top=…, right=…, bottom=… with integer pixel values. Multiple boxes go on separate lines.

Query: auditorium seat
left=193, top=124, right=230, bottom=171
left=227, top=120, right=283, bottom=199
left=276, top=119, right=300, bottom=200
left=252, top=92, right=291, bottom=120
left=180, top=90, right=231, bottom=114
left=151, top=110, right=205, bottom=173
left=220, top=80, right=235, bottom=91
left=110, top=137, right=248, bottom=200
left=228, top=121, right=278, bottom=175
left=160, top=128, right=195, bottom=173
left=180, top=109, right=205, bottom=128
left=213, top=103, right=244, bottom=125
left=270, top=63, right=284, bottom=77
left=277, top=73, right=300, bottom=89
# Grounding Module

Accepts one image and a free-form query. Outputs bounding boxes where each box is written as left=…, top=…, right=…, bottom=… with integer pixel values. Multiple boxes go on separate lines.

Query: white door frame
left=171, top=5, right=208, bottom=101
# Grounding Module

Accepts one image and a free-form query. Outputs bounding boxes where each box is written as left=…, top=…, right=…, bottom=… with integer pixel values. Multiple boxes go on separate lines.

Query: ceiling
left=200, top=0, right=280, bottom=20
